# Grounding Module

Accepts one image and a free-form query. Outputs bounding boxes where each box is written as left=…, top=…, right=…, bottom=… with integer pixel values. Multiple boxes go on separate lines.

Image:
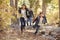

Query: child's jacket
left=33, top=16, right=47, bottom=25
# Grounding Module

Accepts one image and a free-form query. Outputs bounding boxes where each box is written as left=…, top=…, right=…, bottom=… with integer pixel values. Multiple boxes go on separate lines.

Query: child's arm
left=33, top=17, right=38, bottom=23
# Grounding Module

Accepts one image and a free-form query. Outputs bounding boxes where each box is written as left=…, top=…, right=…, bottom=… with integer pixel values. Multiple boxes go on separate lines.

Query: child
left=18, top=4, right=28, bottom=33
left=33, top=13, right=41, bottom=35
left=33, top=12, right=47, bottom=35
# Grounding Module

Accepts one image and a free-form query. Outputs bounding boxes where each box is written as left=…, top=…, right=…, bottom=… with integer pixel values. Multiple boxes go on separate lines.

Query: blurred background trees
left=0, top=0, right=59, bottom=30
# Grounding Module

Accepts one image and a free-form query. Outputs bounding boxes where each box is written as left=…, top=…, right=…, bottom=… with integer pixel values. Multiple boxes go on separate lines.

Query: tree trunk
left=10, top=0, right=18, bottom=10
left=10, top=0, right=15, bottom=7
left=58, top=0, right=60, bottom=27
left=15, top=0, right=18, bottom=10
left=10, top=0, right=18, bottom=24
left=42, top=0, right=47, bottom=14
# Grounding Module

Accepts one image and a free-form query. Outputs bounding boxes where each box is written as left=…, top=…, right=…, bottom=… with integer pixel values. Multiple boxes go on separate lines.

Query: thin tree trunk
left=34, top=0, right=39, bottom=17
left=15, top=0, right=18, bottom=10
left=10, top=0, right=15, bottom=7
left=10, top=0, right=18, bottom=24
left=10, top=0, right=18, bottom=9
left=42, top=0, right=47, bottom=14
left=58, top=0, right=60, bottom=27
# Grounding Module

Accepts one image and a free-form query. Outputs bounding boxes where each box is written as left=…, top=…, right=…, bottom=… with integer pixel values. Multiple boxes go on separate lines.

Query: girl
left=18, top=4, right=28, bottom=33
left=33, top=12, right=47, bottom=35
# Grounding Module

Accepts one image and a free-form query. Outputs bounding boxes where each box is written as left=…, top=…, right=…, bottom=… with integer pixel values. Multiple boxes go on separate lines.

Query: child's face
left=22, top=5, right=26, bottom=9
left=40, top=14, right=44, bottom=17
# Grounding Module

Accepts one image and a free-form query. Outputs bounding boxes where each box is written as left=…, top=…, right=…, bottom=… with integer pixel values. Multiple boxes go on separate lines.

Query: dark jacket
left=33, top=16, right=40, bottom=28
left=33, top=16, right=47, bottom=25
left=29, top=10, right=34, bottom=18
left=18, top=8, right=29, bottom=18
left=33, top=16, right=40, bottom=25
left=42, top=16, right=47, bottom=24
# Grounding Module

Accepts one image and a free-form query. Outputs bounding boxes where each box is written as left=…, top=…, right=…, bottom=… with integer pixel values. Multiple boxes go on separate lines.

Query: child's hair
left=39, top=12, right=45, bottom=17
left=39, top=12, right=43, bottom=15
left=21, top=4, right=27, bottom=9
left=38, top=12, right=43, bottom=16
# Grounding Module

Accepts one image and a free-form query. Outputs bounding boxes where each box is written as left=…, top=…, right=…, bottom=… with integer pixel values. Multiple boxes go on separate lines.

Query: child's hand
left=32, top=21, right=34, bottom=23
left=33, top=18, right=35, bottom=23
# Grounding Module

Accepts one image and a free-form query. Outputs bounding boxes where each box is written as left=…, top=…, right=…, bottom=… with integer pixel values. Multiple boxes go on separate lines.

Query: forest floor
left=0, top=29, right=49, bottom=40
left=0, top=29, right=55, bottom=40
left=0, top=24, right=60, bottom=40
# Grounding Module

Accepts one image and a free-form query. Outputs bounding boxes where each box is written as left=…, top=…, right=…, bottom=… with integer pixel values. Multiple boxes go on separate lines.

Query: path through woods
left=0, top=24, right=60, bottom=40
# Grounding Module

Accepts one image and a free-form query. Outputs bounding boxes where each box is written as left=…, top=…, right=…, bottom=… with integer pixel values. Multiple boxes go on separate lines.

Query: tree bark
left=10, top=0, right=18, bottom=10
left=10, top=0, right=18, bottom=24
left=42, top=0, right=47, bottom=14
left=10, top=0, right=15, bottom=7
left=58, top=0, right=60, bottom=27
left=15, top=0, right=18, bottom=10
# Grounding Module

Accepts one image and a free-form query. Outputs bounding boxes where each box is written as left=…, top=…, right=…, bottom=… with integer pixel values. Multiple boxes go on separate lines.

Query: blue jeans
left=20, top=17, right=25, bottom=32
left=27, top=17, right=32, bottom=26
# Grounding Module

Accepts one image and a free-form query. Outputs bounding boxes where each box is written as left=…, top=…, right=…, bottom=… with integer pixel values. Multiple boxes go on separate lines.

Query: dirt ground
left=0, top=28, right=57, bottom=40
left=0, top=24, right=60, bottom=40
